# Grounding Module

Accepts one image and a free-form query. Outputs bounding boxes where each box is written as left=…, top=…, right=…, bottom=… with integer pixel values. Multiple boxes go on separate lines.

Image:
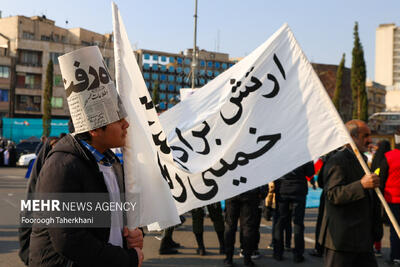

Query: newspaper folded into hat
left=59, top=46, right=127, bottom=133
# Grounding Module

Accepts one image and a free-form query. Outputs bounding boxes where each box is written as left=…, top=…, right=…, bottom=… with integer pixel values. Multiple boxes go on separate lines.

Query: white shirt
left=98, top=163, right=123, bottom=248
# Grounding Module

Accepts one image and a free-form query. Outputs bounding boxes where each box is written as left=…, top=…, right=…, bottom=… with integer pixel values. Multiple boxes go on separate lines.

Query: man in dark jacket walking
left=273, top=161, right=314, bottom=263
left=28, top=46, right=144, bottom=267
left=319, top=120, right=382, bottom=267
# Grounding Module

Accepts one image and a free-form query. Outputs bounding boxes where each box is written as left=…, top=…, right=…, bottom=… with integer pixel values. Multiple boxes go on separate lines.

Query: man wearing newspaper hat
left=28, top=47, right=143, bottom=267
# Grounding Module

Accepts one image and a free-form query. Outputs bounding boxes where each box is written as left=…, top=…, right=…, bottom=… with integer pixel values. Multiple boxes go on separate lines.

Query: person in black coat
left=273, top=161, right=314, bottom=263
left=29, top=120, right=143, bottom=267
left=319, top=120, right=382, bottom=267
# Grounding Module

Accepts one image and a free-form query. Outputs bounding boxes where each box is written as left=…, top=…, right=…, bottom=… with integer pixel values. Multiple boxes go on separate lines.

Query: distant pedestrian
left=379, top=133, right=400, bottom=265
left=273, top=161, right=314, bottom=263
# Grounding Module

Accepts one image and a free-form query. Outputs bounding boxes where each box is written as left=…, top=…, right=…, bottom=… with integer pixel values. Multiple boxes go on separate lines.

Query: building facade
left=311, top=63, right=353, bottom=122
left=134, top=48, right=235, bottom=111
left=0, top=15, right=114, bottom=119
left=375, top=23, right=400, bottom=86
left=366, top=80, right=386, bottom=117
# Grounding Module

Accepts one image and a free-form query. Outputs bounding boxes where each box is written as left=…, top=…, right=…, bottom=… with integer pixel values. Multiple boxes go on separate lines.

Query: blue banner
left=2, top=118, right=69, bottom=143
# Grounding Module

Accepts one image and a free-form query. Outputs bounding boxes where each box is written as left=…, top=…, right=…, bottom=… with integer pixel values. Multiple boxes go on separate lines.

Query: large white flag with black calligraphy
left=113, top=3, right=352, bottom=230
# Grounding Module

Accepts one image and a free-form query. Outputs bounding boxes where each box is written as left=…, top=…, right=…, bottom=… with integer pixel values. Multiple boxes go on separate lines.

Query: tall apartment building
left=134, top=48, right=235, bottom=110
left=0, top=15, right=114, bottom=119
left=375, top=23, right=400, bottom=86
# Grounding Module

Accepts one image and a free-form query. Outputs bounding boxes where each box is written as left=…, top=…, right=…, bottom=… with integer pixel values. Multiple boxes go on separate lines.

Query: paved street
left=0, top=167, right=394, bottom=267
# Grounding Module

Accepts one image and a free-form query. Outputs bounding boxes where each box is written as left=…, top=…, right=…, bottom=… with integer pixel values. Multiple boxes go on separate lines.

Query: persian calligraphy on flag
left=112, top=3, right=352, bottom=230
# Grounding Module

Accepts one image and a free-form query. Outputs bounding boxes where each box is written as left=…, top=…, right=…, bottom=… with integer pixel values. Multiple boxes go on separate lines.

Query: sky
left=2, top=0, right=400, bottom=80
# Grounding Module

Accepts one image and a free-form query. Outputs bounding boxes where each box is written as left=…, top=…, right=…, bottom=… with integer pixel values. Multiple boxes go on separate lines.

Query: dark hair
left=371, top=140, right=391, bottom=171
left=74, top=125, right=107, bottom=142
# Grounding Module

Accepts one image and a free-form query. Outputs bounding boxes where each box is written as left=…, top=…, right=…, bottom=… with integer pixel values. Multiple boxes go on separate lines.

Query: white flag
left=112, top=3, right=180, bottom=230
left=112, top=2, right=352, bottom=230
left=159, top=24, right=352, bottom=214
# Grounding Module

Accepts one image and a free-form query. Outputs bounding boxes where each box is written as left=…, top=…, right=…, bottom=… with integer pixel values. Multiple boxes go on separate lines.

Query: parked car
left=17, top=153, right=37, bottom=167
left=16, top=141, right=40, bottom=158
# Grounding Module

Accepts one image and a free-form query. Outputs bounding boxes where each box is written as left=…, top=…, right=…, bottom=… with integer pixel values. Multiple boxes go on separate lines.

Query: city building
left=134, top=48, right=235, bottom=111
left=375, top=23, right=400, bottom=86
left=311, top=63, right=353, bottom=122
left=0, top=14, right=114, bottom=119
left=366, top=80, right=386, bottom=116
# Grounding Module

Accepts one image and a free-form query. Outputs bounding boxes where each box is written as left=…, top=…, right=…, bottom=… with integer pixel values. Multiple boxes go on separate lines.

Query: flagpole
left=348, top=140, right=400, bottom=239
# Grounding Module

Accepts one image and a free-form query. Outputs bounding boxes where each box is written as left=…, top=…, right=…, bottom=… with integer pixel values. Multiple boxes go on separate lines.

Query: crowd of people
left=0, top=138, right=17, bottom=167
left=15, top=45, right=400, bottom=267
left=157, top=120, right=400, bottom=267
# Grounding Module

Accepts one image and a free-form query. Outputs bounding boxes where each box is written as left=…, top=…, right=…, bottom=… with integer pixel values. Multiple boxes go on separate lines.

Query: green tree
left=42, top=59, right=53, bottom=137
left=152, top=80, right=160, bottom=112
left=333, top=53, right=345, bottom=113
left=351, top=22, right=368, bottom=121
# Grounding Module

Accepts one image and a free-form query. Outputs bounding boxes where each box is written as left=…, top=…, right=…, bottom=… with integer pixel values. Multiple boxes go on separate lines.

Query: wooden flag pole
left=348, top=141, right=400, bottom=239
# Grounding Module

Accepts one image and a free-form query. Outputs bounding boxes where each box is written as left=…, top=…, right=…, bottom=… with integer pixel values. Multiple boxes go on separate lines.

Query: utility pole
left=191, top=0, right=198, bottom=89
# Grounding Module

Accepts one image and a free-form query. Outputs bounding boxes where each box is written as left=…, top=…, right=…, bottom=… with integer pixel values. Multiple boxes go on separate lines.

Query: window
left=168, top=75, right=174, bottom=82
left=168, top=66, right=175, bottom=72
left=153, top=54, right=158, bottom=61
left=168, top=94, right=175, bottom=101
left=199, top=69, right=205, bottom=76
left=53, top=34, right=60, bottom=42
left=19, top=50, right=42, bottom=67
left=168, top=84, right=174, bottom=91
left=169, top=57, right=175, bottom=63
left=159, top=102, right=166, bottom=110
left=215, top=62, right=220, bottom=68
left=0, top=66, right=9, bottom=78
left=143, top=63, right=150, bottom=70
left=177, top=67, right=182, bottom=73
left=81, top=41, right=91, bottom=46
left=61, top=36, right=66, bottom=43
left=152, top=64, right=158, bottom=71
left=143, top=72, right=150, bottom=79
left=161, top=56, right=166, bottom=62
left=145, top=81, right=150, bottom=88
left=207, top=61, right=213, bottom=68
left=184, top=58, right=191, bottom=65
left=160, top=93, right=166, bottom=100
left=200, top=78, right=205, bottom=85
left=177, top=58, right=183, bottom=64
left=49, top=52, right=63, bottom=65
left=207, top=70, right=213, bottom=77
left=17, top=74, right=41, bottom=89
left=214, top=71, right=220, bottom=76
left=176, top=76, right=182, bottom=83
left=184, top=67, right=190, bottom=74
left=200, top=60, right=205, bottom=67
left=0, top=89, right=8, bottom=102
left=41, top=35, right=51, bottom=41
left=222, top=63, right=227, bottom=69
left=51, top=97, right=63, bottom=108
left=176, top=85, right=182, bottom=91
left=160, top=74, right=166, bottom=81
left=16, top=95, right=41, bottom=111
left=229, top=63, right=234, bottom=67
left=23, top=31, right=35, bottom=40
left=144, top=54, right=150, bottom=60
left=160, top=83, right=166, bottom=91
left=161, top=65, right=167, bottom=72
left=151, top=73, right=158, bottom=80
left=53, top=75, right=62, bottom=86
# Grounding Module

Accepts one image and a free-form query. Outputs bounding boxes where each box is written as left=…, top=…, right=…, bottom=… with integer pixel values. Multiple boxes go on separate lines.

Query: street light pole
left=191, top=0, right=198, bottom=89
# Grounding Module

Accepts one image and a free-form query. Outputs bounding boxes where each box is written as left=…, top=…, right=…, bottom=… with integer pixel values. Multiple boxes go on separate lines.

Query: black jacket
left=275, top=161, right=315, bottom=200
left=318, top=148, right=382, bottom=252
left=29, top=134, right=138, bottom=267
